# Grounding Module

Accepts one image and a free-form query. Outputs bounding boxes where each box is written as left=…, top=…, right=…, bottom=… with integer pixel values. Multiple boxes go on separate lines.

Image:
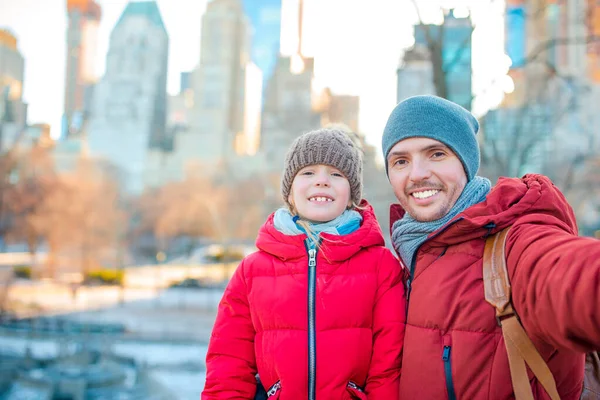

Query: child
left=202, top=128, right=406, bottom=399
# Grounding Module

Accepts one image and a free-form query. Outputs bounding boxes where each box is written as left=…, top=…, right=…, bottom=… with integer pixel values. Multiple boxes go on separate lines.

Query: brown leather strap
left=483, top=228, right=560, bottom=400
left=501, top=307, right=560, bottom=400
left=503, top=317, right=535, bottom=400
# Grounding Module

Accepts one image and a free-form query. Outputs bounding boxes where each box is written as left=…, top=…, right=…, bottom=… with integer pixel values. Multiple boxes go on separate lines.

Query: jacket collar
left=257, top=200, right=385, bottom=263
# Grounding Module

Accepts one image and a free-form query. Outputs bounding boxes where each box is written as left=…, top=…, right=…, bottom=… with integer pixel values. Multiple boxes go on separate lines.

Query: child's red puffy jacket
left=202, top=202, right=406, bottom=399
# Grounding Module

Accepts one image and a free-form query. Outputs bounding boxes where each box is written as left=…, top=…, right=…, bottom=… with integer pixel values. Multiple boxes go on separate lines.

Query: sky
left=0, top=0, right=508, bottom=148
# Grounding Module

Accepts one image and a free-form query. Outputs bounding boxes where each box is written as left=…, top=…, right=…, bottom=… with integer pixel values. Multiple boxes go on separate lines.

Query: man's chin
left=406, top=207, right=446, bottom=223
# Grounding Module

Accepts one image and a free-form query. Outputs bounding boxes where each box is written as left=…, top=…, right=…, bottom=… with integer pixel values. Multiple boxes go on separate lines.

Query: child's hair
left=281, top=127, right=364, bottom=210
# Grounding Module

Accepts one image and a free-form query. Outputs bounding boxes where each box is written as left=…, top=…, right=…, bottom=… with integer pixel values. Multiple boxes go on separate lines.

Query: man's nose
left=409, top=160, right=431, bottom=182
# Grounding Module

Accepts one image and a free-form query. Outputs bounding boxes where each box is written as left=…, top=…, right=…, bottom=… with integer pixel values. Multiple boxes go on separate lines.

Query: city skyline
left=0, top=0, right=506, bottom=149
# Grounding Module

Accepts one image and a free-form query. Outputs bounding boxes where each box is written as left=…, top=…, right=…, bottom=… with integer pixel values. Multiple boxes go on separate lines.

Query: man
left=382, top=95, right=600, bottom=399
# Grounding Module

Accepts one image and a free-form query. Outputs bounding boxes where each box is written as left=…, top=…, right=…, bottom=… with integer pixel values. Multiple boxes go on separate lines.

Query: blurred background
left=0, top=0, right=599, bottom=398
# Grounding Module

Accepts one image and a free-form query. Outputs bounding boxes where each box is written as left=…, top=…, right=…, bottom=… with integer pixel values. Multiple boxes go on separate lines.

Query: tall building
left=87, top=1, right=169, bottom=194
left=190, top=0, right=259, bottom=162
left=414, top=10, right=473, bottom=110
left=0, top=29, right=27, bottom=151
left=242, top=0, right=282, bottom=83
left=64, top=0, right=101, bottom=137
left=587, top=0, right=600, bottom=82
left=314, top=88, right=360, bottom=133
left=180, top=71, right=192, bottom=93
left=396, top=45, right=435, bottom=104
left=504, top=0, right=588, bottom=105
left=482, top=0, right=595, bottom=180
left=260, top=55, right=320, bottom=168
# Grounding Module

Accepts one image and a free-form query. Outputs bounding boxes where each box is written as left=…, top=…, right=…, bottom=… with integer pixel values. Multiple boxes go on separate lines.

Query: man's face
left=387, top=137, right=467, bottom=222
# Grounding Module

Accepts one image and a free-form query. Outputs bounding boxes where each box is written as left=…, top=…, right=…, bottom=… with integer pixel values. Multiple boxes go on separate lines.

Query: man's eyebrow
left=387, top=144, right=450, bottom=160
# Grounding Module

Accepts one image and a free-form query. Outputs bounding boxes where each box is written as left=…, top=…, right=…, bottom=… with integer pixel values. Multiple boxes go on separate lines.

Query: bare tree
left=30, top=158, right=125, bottom=279
left=136, top=169, right=266, bottom=260
left=3, top=145, right=57, bottom=265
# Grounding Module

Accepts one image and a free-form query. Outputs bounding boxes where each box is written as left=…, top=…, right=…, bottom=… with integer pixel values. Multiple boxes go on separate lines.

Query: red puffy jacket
left=394, top=174, right=600, bottom=399
left=202, top=202, right=406, bottom=399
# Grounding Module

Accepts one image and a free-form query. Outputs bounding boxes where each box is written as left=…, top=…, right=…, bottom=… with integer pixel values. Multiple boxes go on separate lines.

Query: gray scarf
left=391, top=176, right=491, bottom=269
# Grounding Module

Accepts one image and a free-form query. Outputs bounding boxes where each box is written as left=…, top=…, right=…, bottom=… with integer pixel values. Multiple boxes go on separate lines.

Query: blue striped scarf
left=391, top=176, right=491, bottom=269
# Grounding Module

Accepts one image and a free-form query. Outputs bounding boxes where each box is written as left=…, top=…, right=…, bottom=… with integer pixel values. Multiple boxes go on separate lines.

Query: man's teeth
left=309, top=197, right=333, bottom=202
left=412, top=190, right=439, bottom=199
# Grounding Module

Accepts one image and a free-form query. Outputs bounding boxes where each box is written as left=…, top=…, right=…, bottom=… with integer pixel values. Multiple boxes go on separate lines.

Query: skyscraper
left=190, top=0, right=258, bottom=161
left=64, top=0, right=101, bottom=137
left=396, top=45, right=435, bottom=104
left=0, top=29, right=27, bottom=150
left=504, top=0, right=589, bottom=104
left=87, top=1, right=169, bottom=194
left=259, top=0, right=321, bottom=169
left=414, top=10, right=473, bottom=110
left=587, top=0, right=600, bottom=82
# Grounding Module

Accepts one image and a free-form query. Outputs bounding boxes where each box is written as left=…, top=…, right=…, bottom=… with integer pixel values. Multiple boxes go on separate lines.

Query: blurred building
left=0, top=29, right=28, bottom=151
left=414, top=9, right=473, bottom=110
left=396, top=45, right=435, bottom=104
left=87, top=0, right=169, bottom=194
left=313, top=88, right=360, bottom=133
left=190, top=0, right=261, bottom=164
left=260, top=55, right=320, bottom=170
left=504, top=0, right=589, bottom=105
left=587, top=0, right=600, bottom=82
left=64, top=0, right=102, bottom=138
left=482, top=0, right=600, bottom=180
left=180, top=71, right=192, bottom=93
left=242, top=0, right=282, bottom=84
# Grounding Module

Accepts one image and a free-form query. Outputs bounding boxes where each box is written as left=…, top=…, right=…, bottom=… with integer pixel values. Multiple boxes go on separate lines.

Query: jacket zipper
left=442, top=336, right=457, bottom=400
left=307, top=243, right=317, bottom=400
left=266, top=380, right=281, bottom=397
left=347, top=381, right=364, bottom=392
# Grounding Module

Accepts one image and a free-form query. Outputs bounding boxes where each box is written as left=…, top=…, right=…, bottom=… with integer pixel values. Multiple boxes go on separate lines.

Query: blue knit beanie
left=381, top=95, right=480, bottom=181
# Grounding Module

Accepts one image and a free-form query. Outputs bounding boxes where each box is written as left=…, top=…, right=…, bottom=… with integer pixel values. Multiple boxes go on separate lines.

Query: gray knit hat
left=281, top=127, right=363, bottom=208
left=381, top=95, right=480, bottom=181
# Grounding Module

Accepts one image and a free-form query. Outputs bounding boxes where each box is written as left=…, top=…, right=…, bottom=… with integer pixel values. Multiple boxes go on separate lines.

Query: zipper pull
left=442, top=346, right=451, bottom=361
left=308, top=249, right=316, bottom=267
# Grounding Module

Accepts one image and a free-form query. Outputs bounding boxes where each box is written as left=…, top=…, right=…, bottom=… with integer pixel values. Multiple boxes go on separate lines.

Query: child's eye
left=301, top=171, right=313, bottom=175
left=332, top=172, right=344, bottom=177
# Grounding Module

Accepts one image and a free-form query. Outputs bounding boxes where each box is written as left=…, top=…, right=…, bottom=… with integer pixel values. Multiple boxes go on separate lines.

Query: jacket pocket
left=346, top=381, right=367, bottom=400
left=266, top=380, right=281, bottom=399
left=442, top=334, right=457, bottom=400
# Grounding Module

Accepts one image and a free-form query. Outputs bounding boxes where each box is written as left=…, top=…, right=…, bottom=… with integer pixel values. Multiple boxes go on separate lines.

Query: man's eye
left=432, top=152, right=446, bottom=158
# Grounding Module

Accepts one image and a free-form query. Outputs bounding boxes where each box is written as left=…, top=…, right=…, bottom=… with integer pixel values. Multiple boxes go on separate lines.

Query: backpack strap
left=483, top=227, right=560, bottom=400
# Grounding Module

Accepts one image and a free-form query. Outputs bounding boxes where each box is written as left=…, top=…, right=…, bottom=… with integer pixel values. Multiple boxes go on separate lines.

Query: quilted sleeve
left=507, top=222, right=600, bottom=352
left=202, top=260, right=257, bottom=399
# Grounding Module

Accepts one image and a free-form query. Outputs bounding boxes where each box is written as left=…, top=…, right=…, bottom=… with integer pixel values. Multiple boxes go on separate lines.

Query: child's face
left=288, top=164, right=352, bottom=223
